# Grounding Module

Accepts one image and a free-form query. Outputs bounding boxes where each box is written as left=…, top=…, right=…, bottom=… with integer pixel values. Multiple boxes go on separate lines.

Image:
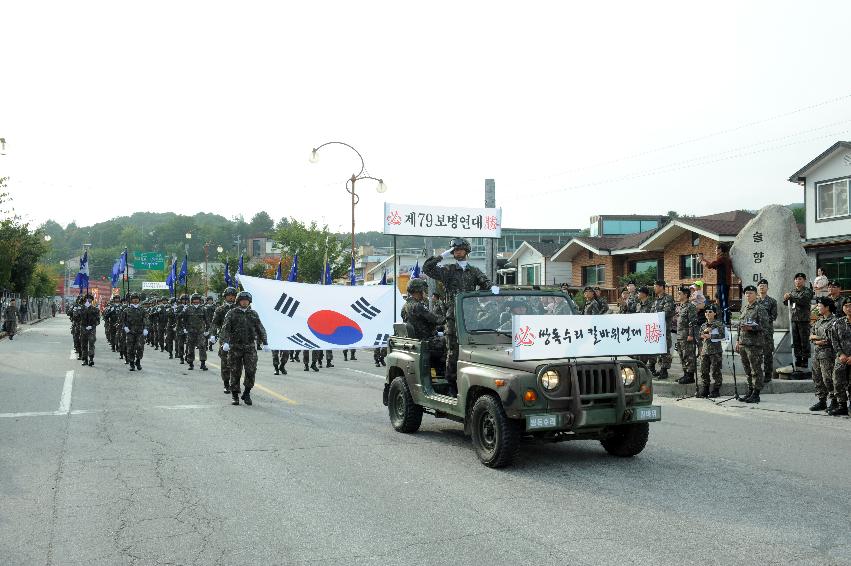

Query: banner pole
left=393, top=235, right=397, bottom=322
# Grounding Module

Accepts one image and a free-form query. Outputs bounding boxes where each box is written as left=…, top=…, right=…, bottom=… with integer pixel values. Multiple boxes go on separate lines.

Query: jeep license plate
left=634, top=406, right=661, bottom=421
left=526, top=414, right=558, bottom=430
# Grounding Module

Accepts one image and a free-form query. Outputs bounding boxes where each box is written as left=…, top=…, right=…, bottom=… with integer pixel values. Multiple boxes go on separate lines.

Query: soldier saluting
left=423, top=238, right=497, bottom=395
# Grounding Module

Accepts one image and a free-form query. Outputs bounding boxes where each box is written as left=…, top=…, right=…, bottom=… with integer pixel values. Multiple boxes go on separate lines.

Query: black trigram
left=351, top=297, right=381, bottom=320
left=274, top=292, right=300, bottom=318
left=288, top=333, right=319, bottom=349
left=373, top=333, right=389, bottom=347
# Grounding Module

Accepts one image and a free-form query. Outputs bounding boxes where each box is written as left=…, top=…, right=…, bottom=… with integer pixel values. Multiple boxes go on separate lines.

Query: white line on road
left=58, top=370, right=74, bottom=414
left=0, top=404, right=220, bottom=419
left=345, top=368, right=386, bottom=380
left=0, top=411, right=60, bottom=419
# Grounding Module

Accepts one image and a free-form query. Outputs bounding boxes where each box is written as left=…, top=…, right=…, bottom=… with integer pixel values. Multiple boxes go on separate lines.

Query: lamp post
left=203, top=241, right=214, bottom=295
left=309, top=142, right=387, bottom=262
left=60, top=260, right=67, bottom=311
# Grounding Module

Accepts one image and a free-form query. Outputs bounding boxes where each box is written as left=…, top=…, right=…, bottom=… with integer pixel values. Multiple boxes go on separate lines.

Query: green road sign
left=133, top=252, right=165, bottom=271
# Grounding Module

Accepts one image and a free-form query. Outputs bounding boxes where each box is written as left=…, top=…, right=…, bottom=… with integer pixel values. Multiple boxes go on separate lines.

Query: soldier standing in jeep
left=423, top=238, right=498, bottom=395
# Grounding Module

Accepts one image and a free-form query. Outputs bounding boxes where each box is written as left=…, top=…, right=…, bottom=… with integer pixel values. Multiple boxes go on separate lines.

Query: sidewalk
left=0, top=315, right=52, bottom=340
left=653, top=356, right=814, bottom=397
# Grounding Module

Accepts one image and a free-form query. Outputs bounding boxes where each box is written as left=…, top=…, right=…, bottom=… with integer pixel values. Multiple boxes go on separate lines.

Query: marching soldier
left=157, top=297, right=169, bottom=352
left=675, top=287, right=699, bottom=384
left=204, top=296, right=216, bottom=351
left=210, top=287, right=238, bottom=393
left=303, top=350, right=320, bottom=372
left=423, top=238, right=496, bottom=395
left=220, top=291, right=269, bottom=406
left=343, top=349, right=357, bottom=361
left=117, top=296, right=129, bottom=362
left=697, top=304, right=725, bottom=398
left=164, top=297, right=177, bottom=359
left=756, top=279, right=778, bottom=382
left=828, top=300, right=851, bottom=416
left=809, top=297, right=837, bottom=412
left=3, top=298, right=20, bottom=340
left=651, top=280, right=675, bottom=380
left=783, top=273, right=814, bottom=368
left=736, top=285, right=770, bottom=403
left=180, top=293, right=209, bottom=371
left=174, top=294, right=189, bottom=363
left=272, top=349, right=288, bottom=375
left=148, top=297, right=161, bottom=349
left=121, top=292, right=148, bottom=371
left=71, top=296, right=83, bottom=358
left=78, top=293, right=101, bottom=366
left=290, top=350, right=300, bottom=363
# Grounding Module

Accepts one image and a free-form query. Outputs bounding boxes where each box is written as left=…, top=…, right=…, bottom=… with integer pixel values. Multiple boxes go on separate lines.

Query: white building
left=506, top=241, right=572, bottom=286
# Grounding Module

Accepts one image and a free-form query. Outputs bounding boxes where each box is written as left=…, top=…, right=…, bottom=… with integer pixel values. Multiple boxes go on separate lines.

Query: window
left=601, top=219, right=660, bottom=235
left=691, top=232, right=700, bottom=247
left=680, top=254, right=703, bottom=279
left=629, top=259, right=659, bottom=276
left=582, top=264, right=605, bottom=285
left=252, top=239, right=262, bottom=256
left=817, top=179, right=850, bottom=220
left=521, top=264, right=540, bottom=285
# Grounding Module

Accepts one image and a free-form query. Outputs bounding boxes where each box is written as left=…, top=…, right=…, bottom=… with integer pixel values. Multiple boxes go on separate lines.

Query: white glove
left=124, top=326, right=130, bottom=333
left=85, top=326, right=92, bottom=330
left=222, top=343, right=230, bottom=352
left=261, top=344, right=270, bottom=352
left=437, top=331, right=444, bottom=337
left=143, top=329, right=148, bottom=337
left=183, top=329, right=188, bottom=334
left=203, top=331, right=209, bottom=336
left=491, top=286, right=500, bottom=295
left=440, top=249, right=454, bottom=259
left=208, top=335, right=217, bottom=343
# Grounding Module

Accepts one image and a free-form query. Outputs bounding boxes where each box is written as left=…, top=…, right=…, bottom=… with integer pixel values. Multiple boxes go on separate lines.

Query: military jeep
left=382, top=290, right=661, bottom=468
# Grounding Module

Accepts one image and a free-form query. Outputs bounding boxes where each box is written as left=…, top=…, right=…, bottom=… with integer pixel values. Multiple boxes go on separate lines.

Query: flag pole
left=393, top=235, right=397, bottom=322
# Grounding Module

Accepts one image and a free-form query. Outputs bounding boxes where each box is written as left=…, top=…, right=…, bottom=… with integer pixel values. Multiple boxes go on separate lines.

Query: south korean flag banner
left=238, top=275, right=404, bottom=351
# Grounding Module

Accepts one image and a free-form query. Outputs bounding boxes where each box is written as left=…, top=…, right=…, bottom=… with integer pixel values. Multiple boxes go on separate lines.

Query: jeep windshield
left=462, top=293, right=577, bottom=335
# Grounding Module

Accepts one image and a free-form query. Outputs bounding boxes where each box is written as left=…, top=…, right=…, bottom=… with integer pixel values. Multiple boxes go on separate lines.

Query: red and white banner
left=383, top=202, right=502, bottom=238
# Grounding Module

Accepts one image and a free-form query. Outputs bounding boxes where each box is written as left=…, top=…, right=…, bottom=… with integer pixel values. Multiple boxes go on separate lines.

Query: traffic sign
left=133, top=252, right=165, bottom=271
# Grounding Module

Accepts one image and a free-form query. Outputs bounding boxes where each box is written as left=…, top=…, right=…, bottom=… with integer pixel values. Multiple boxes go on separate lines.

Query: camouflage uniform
left=78, top=303, right=101, bottom=363
left=157, top=301, right=169, bottom=351
left=431, top=298, right=447, bottom=329
left=756, top=294, right=778, bottom=379
left=622, top=292, right=638, bottom=314
left=422, top=255, right=492, bottom=386
left=148, top=302, right=160, bottom=348
left=174, top=300, right=188, bottom=362
left=698, top=320, right=725, bottom=389
left=272, top=350, right=289, bottom=374
left=632, top=297, right=653, bottom=366
left=179, top=301, right=209, bottom=368
left=786, top=286, right=814, bottom=363
left=211, top=300, right=236, bottom=390
left=583, top=298, right=605, bottom=315
left=204, top=300, right=216, bottom=350
left=121, top=304, right=148, bottom=368
left=402, top=295, right=445, bottom=371
left=652, top=292, right=676, bottom=372
left=811, top=312, right=836, bottom=404
left=829, top=316, right=851, bottom=408
left=164, top=302, right=177, bottom=358
left=738, top=300, right=770, bottom=393
left=220, top=306, right=268, bottom=396
left=116, top=303, right=128, bottom=360
left=71, top=301, right=83, bottom=357
left=2, top=304, right=19, bottom=337
left=675, top=301, right=699, bottom=375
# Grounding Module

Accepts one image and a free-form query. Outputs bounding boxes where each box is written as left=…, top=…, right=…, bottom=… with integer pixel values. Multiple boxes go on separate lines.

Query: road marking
left=153, top=404, right=219, bottom=410
left=205, top=362, right=298, bottom=405
left=346, top=368, right=386, bottom=380
left=0, top=405, right=221, bottom=419
left=0, top=411, right=60, bottom=419
left=58, top=370, right=75, bottom=414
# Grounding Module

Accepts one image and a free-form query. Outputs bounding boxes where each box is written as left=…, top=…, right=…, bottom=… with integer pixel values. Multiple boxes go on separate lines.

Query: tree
left=617, top=267, right=657, bottom=288
left=248, top=211, right=274, bottom=236
left=791, top=206, right=805, bottom=225
left=273, top=218, right=347, bottom=283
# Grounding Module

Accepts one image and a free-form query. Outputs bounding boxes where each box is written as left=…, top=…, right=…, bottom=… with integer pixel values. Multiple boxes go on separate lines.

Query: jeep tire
left=388, top=377, right=423, bottom=433
left=470, top=395, right=522, bottom=468
left=600, top=422, right=649, bottom=457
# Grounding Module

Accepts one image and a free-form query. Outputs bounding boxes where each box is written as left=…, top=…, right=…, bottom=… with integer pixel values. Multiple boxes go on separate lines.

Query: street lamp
left=309, top=141, right=387, bottom=261
left=203, top=241, right=214, bottom=296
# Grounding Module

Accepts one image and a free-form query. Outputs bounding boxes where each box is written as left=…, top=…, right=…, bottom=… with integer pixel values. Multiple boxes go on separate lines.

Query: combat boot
left=745, top=390, right=761, bottom=403
left=809, top=399, right=828, bottom=411
left=696, top=386, right=709, bottom=398
left=738, top=388, right=753, bottom=402
left=677, top=373, right=695, bottom=385
left=200, top=362, right=208, bottom=371
left=81, top=358, right=89, bottom=366
left=343, top=351, right=348, bottom=361
left=326, top=361, right=334, bottom=368
left=88, top=357, right=94, bottom=367
left=168, top=352, right=173, bottom=359
left=311, top=362, right=319, bottom=372
left=351, top=352, right=357, bottom=360
left=708, top=387, right=721, bottom=398
left=136, top=361, right=142, bottom=371
left=657, top=368, right=669, bottom=380
left=129, top=363, right=135, bottom=372
left=380, top=358, right=386, bottom=366
left=375, top=360, right=381, bottom=367
left=187, top=361, right=194, bottom=370
left=223, top=384, right=230, bottom=394
left=231, top=391, right=240, bottom=405
left=281, top=366, right=287, bottom=375
left=241, top=389, right=252, bottom=406
left=274, top=364, right=279, bottom=375
left=828, top=402, right=848, bottom=416
left=179, top=356, right=184, bottom=364
left=304, top=363, right=309, bottom=371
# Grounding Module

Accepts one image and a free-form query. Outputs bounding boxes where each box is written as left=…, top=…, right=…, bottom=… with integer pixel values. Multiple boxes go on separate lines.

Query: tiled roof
left=523, top=240, right=567, bottom=257
left=676, top=210, right=755, bottom=236
left=573, top=228, right=659, bottom=252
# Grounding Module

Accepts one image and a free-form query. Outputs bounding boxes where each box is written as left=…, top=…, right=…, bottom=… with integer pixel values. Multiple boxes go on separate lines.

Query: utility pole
left=485, top=179, right=496, bottom=283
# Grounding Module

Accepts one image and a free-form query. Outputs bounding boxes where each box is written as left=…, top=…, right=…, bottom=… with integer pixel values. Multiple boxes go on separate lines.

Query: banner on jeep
left=237, top=275, right=404, bottom=351
left=512, top=313, right=668, bottom=360
left=383, top=202, right=502, bottom=238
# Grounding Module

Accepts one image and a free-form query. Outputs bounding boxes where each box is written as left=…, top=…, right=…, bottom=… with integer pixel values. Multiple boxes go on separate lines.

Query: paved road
left=1, top=317, right=850, bottom=565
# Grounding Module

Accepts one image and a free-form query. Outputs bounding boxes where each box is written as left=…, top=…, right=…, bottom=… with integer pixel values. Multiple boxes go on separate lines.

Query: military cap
left=180, top=294, right=189, bottom=301
left=205, top=296, right=214, bottom=302
left=111, top=295, right=120, bottom=301
left=677, top=286, right=691, bottom=296
left=816, top=296, right=836, bottom=312
left=828, top=280, right=841, bottom=287
left=627, top=279, right=636, bottom=285
left=637, top=286, right=650, bottom=295
left=169, top=297, right=177, bottom=304
left=743, top=285, right=757, bottom=293
left=223, top=286, right=238, bottom=297
left=407, top=278, right=428, bottom=294
left=130, top=292, right=141, bottom=300
left=449, top=237, right=471, bottom=252
left=758, top=278, right=769, bottom=285
left=794, top=272, right=807, bottom=279
left=583, top=286, right=594, bottom=292
left=236, top=291, right=252, bottom=302
left=190, top=293, right=202, bottom=301
left=654, top=280, right=666, bottom=287
left=705, top=304, right=718, bottom=313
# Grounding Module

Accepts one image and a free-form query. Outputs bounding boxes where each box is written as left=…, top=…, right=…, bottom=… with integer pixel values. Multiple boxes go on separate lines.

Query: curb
left=653, top=377, right=813, bottom=397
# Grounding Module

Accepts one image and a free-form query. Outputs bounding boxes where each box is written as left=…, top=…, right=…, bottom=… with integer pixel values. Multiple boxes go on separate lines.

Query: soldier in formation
left=784, top=272, right=814, bottom=368
left=736, top=285, right=771, bottom=403
left=121, top=292, right=148, bottom=371
left=78, top=293, right=100, bottom=367
left=401, top=278, right=444, bottom=370
left=180, top=293, right=209, bottom=370
left=809, top=297, right=837, bottom=413
left=756, top=278, right=778, bottom=382
left=674, top=287, right=699, bottom=384
left=827, top=300, right=851, bottom=416
left=210, top=287, right=238, bottom=393
left=204, top=296, right=216, bottom=350
left=343, top=348, right=357, bottom=361
left=827, top=280, right=848, bottom=312
left=651, top=280, right=675, bottom=380
left=423, top=238, right=496, bottom=395
left=582, top=286, right=605, bottom=315
left=272, top=349, right=289, bottom=375
left=174, top=294, right=189, bottom=363
left=697, top=304, right=725, bottom=398
left=220, top=291, right=269, bottom=406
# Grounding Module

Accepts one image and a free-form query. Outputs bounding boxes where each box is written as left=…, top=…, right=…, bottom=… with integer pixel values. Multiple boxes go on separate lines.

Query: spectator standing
left=813, top=267, right=829, bottom=298
left=700, top=244, right=733, bottom=326
left=808, top=297, right=837, bottom=412
left=784, top=273, right=815, bottom=368
left=3, top=298, right=20, bottom=339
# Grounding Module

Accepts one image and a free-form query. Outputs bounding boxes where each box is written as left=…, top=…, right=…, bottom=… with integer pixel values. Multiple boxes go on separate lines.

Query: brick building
left=551, top=210, right=754, bottom=299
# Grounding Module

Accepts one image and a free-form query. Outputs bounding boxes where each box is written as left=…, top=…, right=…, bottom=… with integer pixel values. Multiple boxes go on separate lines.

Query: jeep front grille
left=576, top=366, right=617, bottom=396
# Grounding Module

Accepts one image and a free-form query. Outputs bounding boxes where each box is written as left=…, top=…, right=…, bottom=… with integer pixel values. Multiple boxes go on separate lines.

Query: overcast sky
left=2, top=0, right=850, bottom=235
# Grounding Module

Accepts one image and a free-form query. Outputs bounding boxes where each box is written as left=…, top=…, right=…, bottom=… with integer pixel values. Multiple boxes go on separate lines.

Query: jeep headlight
left=541, top=370, right=560, bottom=390
left=621, top=367, right=636, bottom=387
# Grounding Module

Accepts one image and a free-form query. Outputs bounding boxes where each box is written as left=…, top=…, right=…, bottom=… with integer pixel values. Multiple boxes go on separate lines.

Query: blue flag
left=224, top=259, right=231, bottom=287
left=178, top=255, right=188, bottom=286
left=73, top=250, right=89, bottom=291
left=275, top=260, right=283, bottom=281
left=166, top=258, right=176, bottom=295
left=379, top=270, right=387, bottom=285
left=324, top=261, right=333, bottom=285
left=111, top=260, right=120, bottom=288
left=349, top=254, right=357, bottom=286
left=410, top=260, right=421, bottom=279
left=118, top=249, right=127, bottom=275
left=287, top=254, right=298, bottom=282
left=238, top=254, right=244, bottom=275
